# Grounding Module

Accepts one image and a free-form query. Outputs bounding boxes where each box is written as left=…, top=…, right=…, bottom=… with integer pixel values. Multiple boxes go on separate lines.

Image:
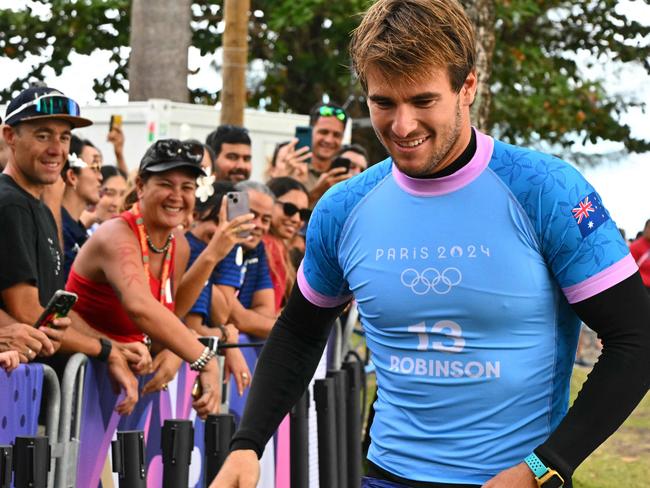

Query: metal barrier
left=54, top=353, right=87, bottom=488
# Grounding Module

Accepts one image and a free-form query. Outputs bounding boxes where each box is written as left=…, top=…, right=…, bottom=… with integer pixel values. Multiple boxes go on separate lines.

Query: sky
left=0, top=0, right=648, bottom=235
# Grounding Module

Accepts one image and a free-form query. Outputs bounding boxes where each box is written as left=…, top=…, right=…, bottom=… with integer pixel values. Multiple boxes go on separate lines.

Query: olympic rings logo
left=400, top=267, right=462, bottom=295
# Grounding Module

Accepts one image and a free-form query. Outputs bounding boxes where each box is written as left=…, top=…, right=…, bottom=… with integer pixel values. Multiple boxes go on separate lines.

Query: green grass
left=361, top=365, right=650, bottom=487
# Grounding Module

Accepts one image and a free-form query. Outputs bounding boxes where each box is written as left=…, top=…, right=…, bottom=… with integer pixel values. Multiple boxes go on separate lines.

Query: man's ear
left=2, top=125, right=17, bottom=148
left=461, top=70, right=478, bottom=106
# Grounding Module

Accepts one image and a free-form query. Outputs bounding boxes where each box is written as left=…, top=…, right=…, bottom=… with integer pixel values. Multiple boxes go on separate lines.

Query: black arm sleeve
left=230, top=285, right=347, bottom=457
left=535, top=271, right=650, bottom=481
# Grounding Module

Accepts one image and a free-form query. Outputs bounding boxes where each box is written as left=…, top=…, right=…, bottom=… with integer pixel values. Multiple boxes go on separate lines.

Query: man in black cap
left=1, top=86, right=139, bottom=414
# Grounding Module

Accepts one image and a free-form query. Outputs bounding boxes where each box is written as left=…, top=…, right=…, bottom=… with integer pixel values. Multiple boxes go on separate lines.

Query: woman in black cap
left=66, top=139, right=252, bottom=418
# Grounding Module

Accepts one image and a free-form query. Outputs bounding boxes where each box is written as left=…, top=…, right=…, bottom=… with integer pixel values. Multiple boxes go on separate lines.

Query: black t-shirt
left=0, top=174, right=64, bottom=308
left=61, top=206, right=88, bottom=282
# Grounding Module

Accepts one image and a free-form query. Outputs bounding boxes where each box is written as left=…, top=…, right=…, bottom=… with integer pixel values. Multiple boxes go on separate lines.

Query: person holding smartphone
left=66, top=139, right=224, bottom=417
left=1, top=86, right=138, bottom=414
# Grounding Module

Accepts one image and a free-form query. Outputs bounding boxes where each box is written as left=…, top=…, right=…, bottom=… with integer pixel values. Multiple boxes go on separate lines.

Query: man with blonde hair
left=213, top=1, right=650, bottom=487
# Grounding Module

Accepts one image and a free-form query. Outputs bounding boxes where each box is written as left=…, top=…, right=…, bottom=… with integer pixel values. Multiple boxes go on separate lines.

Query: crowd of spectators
left=0, top=85, right=366, bottom=424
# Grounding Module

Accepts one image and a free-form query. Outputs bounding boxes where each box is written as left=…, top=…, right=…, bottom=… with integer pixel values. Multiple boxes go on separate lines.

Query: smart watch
left=524, top=453, right=564, bottom=488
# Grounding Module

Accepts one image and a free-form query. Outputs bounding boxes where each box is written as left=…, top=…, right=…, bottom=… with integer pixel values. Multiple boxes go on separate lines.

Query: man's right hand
left=0, top=322, right=55, bottom=362
left=209, top=449, right=260, bottom=488
left=107, top=348, right=139, bottom=415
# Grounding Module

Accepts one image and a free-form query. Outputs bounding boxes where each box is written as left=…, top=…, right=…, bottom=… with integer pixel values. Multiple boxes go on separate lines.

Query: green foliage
left=491, top=0, right=650, bottom=153
left=0, top=0, right=130, bottom=102
left=1, top=0, right=648, bottom=155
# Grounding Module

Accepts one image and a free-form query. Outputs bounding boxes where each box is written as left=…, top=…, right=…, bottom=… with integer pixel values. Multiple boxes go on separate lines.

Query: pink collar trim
left=391, top=129, right=494, bottom=196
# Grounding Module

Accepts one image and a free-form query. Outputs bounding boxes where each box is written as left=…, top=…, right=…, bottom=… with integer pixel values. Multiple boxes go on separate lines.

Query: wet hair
left=266, top=177, right=308, bottom=200
left=350, top=0, right=476, bottom=93
left=205, top=125, right=251, bottom=158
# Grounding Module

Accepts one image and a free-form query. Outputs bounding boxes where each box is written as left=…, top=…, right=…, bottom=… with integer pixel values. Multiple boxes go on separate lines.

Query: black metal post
left=12, top=436, right=49, bottom=488
left=112, top=430, right=146, bottom=488
left=327, top=370, right=348, bottom=488
left=343, top=359, right=362, bottom=487
left=162, top=420, right=194, bottom=488
left=290, top=389, right=310, bottom=488
left=0, top=445, right=12, bottom=488
left=314, top=377, right=337, bottom=487
left=204, top=414, right=235, bottom=487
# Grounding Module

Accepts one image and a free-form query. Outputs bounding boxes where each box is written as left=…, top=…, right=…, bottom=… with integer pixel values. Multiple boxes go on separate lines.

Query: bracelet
left=189, top=346, right=215, bottom=371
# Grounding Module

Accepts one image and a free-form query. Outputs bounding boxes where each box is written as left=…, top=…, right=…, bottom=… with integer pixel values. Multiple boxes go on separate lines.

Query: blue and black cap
left=4, top=86, right=92, bottom=128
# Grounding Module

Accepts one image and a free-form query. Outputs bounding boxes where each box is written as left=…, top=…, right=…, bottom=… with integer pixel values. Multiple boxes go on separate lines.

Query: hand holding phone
left=227, top=191, right=251, bottom=238
left=34, top=290, right=78, bottom=329
left=330, top=156, right=351, bottom=173
left=294, top=125, right=312, bottom=153
left=109, top=114, right=123, bottom=132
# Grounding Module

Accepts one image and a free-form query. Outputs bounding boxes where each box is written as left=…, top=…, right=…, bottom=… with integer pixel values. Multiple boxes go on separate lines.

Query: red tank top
left=66, top=210, right=176, bottom=343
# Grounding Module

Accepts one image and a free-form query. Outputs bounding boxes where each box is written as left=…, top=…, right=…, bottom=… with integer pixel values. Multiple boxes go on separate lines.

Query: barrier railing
left=1, top=319, right=366, bottom=488
left=55, top=353, right=87, bottom=488
left=0, top=363, right=60, bottom=488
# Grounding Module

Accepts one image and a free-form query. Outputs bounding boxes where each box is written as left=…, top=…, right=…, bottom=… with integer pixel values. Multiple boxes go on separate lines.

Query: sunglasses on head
left=153, top=139, right=204, bottom=164
left=317, top=105, right=347, bottom=122
left=278, top=201, right=311, bottom=221
left=5, top=94, right=81, bottom=121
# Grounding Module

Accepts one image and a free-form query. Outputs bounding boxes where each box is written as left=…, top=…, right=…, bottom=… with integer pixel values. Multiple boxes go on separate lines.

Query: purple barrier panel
left=0, top=364, right=44, bottom=445
left=118, top=363, right=198, bottom=487
left=76, top=359, right=122, bottom=488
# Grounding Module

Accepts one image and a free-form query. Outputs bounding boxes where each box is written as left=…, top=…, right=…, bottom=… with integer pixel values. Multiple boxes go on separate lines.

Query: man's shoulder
left=0, top=175, right=34, bottom=210
left=489, top=139, right=589, bottom=200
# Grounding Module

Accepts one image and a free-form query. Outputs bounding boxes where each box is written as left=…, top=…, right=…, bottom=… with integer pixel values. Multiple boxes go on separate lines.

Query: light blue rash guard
left=298, top=130, right=636, bottom=484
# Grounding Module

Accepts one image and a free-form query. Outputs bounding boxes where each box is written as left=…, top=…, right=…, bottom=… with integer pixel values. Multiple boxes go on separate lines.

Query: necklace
left=130, top=202, right=174, bottom=306
left=146, top=232, right=173, bottom=254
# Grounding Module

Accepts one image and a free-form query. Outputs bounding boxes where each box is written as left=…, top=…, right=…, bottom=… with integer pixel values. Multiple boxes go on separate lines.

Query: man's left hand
left=482, top=462, right=536, bottom=488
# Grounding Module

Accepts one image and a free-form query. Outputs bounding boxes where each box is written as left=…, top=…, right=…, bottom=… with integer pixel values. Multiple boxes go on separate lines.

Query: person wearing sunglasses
left=263, top=177, right=310, bottom=312
left=181, top=180, right=254, bottom=397
left=1, top=86, right=139, bottom=414
left=67, top=138, right=225, bottom=418
left=306, top=102, right=354, bottom=205
left=60, top=135, right=104, bottom=281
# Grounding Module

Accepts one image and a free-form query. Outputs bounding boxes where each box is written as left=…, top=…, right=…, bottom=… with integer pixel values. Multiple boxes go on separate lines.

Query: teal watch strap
left=524, top=453, right=549, bottom=478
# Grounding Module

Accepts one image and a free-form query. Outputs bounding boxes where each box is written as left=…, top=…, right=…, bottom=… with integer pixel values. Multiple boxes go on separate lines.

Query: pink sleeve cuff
left=562, top=254, right=638, bottom=304
left=297, top=262, right=352, bottom=308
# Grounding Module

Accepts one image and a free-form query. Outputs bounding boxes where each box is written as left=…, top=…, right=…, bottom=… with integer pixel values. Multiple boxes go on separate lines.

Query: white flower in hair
left=195, top=166, right=215, bottom=203
left=68, top=153, right=88, bottom=169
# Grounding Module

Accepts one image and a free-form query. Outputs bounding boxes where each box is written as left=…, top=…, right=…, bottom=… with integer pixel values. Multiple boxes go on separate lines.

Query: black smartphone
left=34, top=290, right=78, bottom=328
left=330, top=156, right=351, bottom=172
left=226, top=191, right=251, bottom=237
left=294, top=125, right=312, bottom=153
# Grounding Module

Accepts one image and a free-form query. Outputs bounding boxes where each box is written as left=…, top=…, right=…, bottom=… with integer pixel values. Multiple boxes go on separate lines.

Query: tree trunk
left=461, top=0, right=496, bottom=131
left=128, top=0, right=191, bottom=102
left=221, top=0, right=250, bottom=125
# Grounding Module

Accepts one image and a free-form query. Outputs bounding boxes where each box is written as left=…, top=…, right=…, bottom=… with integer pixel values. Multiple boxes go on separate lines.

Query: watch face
left=542, top=474, right=564, bottom=488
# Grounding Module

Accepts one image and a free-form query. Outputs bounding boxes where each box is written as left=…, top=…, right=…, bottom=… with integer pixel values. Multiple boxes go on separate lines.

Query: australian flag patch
left=572, top=192, right=610, bottom=238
